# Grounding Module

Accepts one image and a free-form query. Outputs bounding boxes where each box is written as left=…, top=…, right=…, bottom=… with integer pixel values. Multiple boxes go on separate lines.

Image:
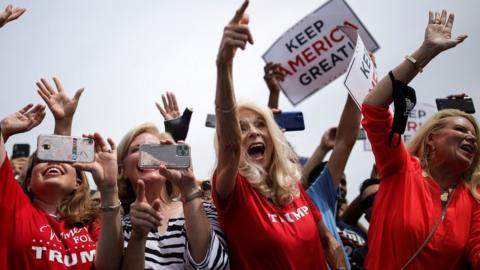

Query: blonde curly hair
left=407, top=109, right=480, bottom=200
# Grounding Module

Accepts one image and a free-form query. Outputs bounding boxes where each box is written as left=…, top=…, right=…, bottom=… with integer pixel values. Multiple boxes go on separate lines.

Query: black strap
left=164, top=108, right=193, bottom=141
left=388, top=71, right=416, bottom=147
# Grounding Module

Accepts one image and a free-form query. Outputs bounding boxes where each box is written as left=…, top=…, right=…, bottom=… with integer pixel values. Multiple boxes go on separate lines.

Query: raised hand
left=216, top=0, right=254, bottom=66
left=0, top=104, right=46, bottom=142
left=155, top=139, right=197, bottom=194
left=264, top=62, right=284, bottom=109
left=37, top=77, right=84, bottom=121
left=0, top=5, right=26, bottom=28
left=320, top=127, right=337, bottom=152
left=156, top=91, right=180, bottom=121
left=264, top=62, right=285, bottom=92
left=73, top=133, right=117, bottom=192
left=129, top=180, right=163, bottom=238
left=423, top=10, right=467, bottom=54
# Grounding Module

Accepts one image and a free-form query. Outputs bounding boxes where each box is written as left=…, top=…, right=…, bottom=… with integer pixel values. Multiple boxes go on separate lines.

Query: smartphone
left=37, top=134, right=95, bottom=163
left=139, top=144, right=191, bottom=169
left=436, top=98, right=475, bottom=114
left=205, top=113, right=216, bottom=128
left=274, top=111, right=305, bottom=131
left=12, top=143, right=30, bottom=159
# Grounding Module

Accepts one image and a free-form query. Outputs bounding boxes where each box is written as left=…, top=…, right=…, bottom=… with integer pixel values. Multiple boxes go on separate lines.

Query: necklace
left=440, top=184, right=457, bottom=203
left=48, top=213, right=59, bottom=219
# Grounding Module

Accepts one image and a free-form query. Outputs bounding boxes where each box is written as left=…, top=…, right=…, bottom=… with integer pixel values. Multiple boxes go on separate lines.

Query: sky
left=1, top=0, right=479, bottom=203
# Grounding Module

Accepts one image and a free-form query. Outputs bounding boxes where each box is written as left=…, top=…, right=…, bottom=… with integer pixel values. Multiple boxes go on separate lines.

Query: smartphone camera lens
left=177, top=145, right=189, bottom=156
left=42, top=144, right=51, bottom=150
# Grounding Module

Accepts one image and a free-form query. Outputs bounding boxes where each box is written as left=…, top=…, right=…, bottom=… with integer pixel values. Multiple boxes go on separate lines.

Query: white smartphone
left=138, top=144, right=191, bottom=169
left=37, top=134, right=95, bottom=163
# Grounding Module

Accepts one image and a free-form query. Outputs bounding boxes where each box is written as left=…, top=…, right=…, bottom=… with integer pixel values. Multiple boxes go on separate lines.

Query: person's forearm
left=326, top=96, right=361, bottom=185
left=267, top=89, right=279, bottom=109
left=363, top=44, right=438, bottom=108
left=183, top=197, right=212, bottom=263
left=121, top=234, right=147, bottom=270
left=214, top=62, right=241, bottom=197
left=340, top=196, right=363, bottom=225
left=301, top=144, right=331, bottom=188
left=54, top=118, right=72, bottom=136
left=95, top=188, right=123, bottom=270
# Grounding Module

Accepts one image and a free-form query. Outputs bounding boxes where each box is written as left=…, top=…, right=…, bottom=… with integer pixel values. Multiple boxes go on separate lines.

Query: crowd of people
left=1, top=1, right=479, bottom=269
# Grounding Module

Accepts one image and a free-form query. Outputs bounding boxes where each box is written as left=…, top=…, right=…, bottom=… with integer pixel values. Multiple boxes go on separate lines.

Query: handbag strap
left=400, top=190, right=454, bottom=270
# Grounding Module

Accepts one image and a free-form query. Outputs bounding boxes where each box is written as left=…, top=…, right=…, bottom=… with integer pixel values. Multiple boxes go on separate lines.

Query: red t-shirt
left=0, top=157, right=100, bottom=270
left=362, top=104, right=480, bottom=269
left=212, top=170, right=327, bottom=270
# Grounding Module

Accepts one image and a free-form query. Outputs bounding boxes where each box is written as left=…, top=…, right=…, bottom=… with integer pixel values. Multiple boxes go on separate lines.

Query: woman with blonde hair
left=362, top=9, right=480, bottom=269
left=212, top=1, right=345, bottom=269
left=118, top=121, right=228, bottom=269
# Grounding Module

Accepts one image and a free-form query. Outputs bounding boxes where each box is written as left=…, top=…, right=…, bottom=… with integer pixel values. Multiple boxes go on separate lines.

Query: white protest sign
left=263, top=0, right=379, bottom=105
left=362, top=102, right=437, bottom=151
left=342, top=26, right=379, bottom=108
left=402, top=103, right=437, bottom=144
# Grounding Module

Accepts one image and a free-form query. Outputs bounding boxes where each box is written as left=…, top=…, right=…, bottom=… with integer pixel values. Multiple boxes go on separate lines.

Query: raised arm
left=263, top=62, right=285, bottom=109
left=37, top=77, right=84, bottom=136
left=159, top=163, right=214, bottom=264
left=363, top=10, right=467, bottom=108
left=301, top=127, right=336, bottom=188
left=0, top=5, right=25, bottom=29
left=0, top=104, right=45, bottom=166
left=72, top=133, right=122, bottom=270
left=215, top=0, right=253, bottom=198
left=327, top=95, right=361, bottom=186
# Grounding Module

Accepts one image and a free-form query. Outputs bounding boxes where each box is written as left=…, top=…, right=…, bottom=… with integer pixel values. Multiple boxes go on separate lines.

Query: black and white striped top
left=122, top=201, right=229, bottom=270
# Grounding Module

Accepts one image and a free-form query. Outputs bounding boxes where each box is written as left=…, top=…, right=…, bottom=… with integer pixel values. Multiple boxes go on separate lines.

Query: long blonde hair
left=23, top=154, right=97, bottom=227
left=116, top=123, right=178, bottom=213
left=216, top=102, right=301, bottom=206
left=407, top=109, right=480, bottom=199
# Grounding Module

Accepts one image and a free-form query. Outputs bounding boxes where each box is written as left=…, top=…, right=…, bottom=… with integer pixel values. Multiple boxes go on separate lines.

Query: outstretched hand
left=72, top=133, right=117, bottom=192
left=156, top=91, right=180, bottom=121
left=0, top=5, right=26, bottom=28
left=423, top=10, right=467, bottom=54
left=37, top=77, right=84, bottom=121
left=216, top=0, right=254, bottom=66
left=0, top=104, right=46, bottom=142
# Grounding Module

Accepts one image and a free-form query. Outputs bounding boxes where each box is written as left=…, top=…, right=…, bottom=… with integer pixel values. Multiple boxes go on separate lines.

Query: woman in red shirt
left=212, top=1, right=345, bottom=269
left=0, top=77, right=123, bottom=270
left=362, top=9, right=480, bottom=269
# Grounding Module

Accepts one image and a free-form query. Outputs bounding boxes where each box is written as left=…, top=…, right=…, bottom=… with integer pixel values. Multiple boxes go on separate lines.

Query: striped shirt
left=122, top=201, right=229, bottom=270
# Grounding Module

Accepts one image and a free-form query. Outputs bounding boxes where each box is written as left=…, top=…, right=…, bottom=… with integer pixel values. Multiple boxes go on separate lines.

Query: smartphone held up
left=138, top=144, right=191, bottom=169
left=36, top=134, right=95, bottom=163
left=436, top=97, right=475, bottom=114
